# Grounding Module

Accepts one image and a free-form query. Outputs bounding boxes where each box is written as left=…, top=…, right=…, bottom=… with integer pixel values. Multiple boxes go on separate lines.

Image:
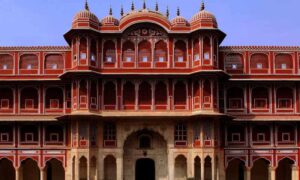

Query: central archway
left=123, top=129, right=168, bottom=180
left=136, top=158, right=155, bottom=180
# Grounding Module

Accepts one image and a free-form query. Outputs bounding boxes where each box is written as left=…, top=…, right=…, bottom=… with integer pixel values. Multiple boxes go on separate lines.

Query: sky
left=0, top=0, right=299, bottom=46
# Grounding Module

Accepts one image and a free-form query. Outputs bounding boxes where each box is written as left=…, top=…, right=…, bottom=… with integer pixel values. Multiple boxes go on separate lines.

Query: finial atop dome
left=176, top=7, right=180, bottom=16
left=131, top=1, right=135, bottom=11
left=85, top=0, right=90, bottom=11
left=200, top=1, right=205, bottom=11
left=109, top=6, right=113, bottom=15
left=120, top=5, right=124, bottom=16
left=166, top=6, right=169, bottom=18
left=155, top=1, right=159, bottom=11
left=143, top=0, right=146, bottom=9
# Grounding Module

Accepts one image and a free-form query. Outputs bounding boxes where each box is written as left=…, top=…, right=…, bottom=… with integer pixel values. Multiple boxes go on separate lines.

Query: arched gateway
left=123, top=129, right=168, bottom=180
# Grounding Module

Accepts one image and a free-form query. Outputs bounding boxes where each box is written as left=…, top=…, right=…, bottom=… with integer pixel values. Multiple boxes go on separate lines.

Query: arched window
left=193, top=39, right=200, bottom=61
left=155, top=40, right=167, bottom=63
left=227, top=87, right=244, bottom=109
left=20, top=87, right=38, bottom=110
left=277, top=124, right=295, bottom=143
left=20, top=125, right=39, bottom=143
left=225, top=53, right=243, bottom=72
left=138, top=81, right=152, bottom=108
left=44, top=124, right=64, bottom=144
left=79, top=38, right=87, bottom=60
left=252, top=125, right=271, bottom=143
left=45, top=87, right=63, bottom=110
left=0, top=87, right=13, bottom=110
left=20, top=54, right=38, bottom=70
left=103, top=40, right=116, bottom=63
left=79, top=157, right=88, bottom=180
left=250, top=53, right=268, bottom=70
left=276, top=87, right=293, bottom=109
left=122, top=81, right=135, bottom=109
left=252, top=87, right=269, bottom=109
left=79, top=80, right=87, bottom=108
left=227, top=124, right=245, bottom=143
left=175, top=155, right=187, bottom=179
left=203, top=37, right=211, bottom=61
left=155, top=81, right=168, bottom=109
left=90, top=39, right=97, bottom=66
left=103, top=81, right=116, bottom=110
left=0, top=54, right=13, bottom=70
left=45, top=54, right=64, bottom=70
left=275, top=54, right=293, bottom=70
left=203, top=80, right=211, bottom=108
left=122, top=41, right=135, bottom=62
left=138, top=40, right=152, bottom=63
left=104, top=155, right=116, bottom=180
left=103, top=122, right=116, bottom=147
left=174, top=40, right=186, bottom=62
left=193, top=81, right=200, bottom=109
left=90, top=80, right=97, bottom=109
left=0, top=124, right=13, bottom=143
left=174, top=123, right=187, bottom=146
left=174, top=81, right=187, bottom=109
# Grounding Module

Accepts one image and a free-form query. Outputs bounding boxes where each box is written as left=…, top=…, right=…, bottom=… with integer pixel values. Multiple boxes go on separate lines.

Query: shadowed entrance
left=135, top=158, right=155, bottom=180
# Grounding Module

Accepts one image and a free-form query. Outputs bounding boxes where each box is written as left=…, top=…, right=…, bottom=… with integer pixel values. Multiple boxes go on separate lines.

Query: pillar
left=40, top=167, right=46, bottom=180
left=244, top=167, right=251, bottom=180
left=212, top=156, right=215, bottom=180
left=16, top=167, right=22, bottom=180
left=268, top=166, right=276, bottom=180
left=168, top=150, right=174, bottom=180
left=116, top=155, right=123, bottom=180
left=291, top=165, right=299, bottom=180
left=201, top=154, right=205, bottom=180
left=187, top=152, right=194, bottom=179
left=99, top=153, right=104, bottom=180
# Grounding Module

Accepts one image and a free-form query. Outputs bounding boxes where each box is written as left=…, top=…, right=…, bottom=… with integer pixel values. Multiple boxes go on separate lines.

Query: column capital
left=291, top=164, right=299, bottom=170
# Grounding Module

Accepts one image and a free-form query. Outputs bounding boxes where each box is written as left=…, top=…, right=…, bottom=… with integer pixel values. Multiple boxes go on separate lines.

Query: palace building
left=0, top=1, right=299, bottom=180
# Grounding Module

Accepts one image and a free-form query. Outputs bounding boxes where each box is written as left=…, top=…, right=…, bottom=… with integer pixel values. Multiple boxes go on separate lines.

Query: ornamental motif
left=124, top=27, right=167, bottom=38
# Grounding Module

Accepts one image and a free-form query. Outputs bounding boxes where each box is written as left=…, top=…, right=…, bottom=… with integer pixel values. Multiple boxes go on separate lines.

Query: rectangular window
left=282, top=133, right=290, bottom=142
left=3, top=64, right=7, bottom=70
left=256, top=63, right=263, bottom=69
left=25, top=133, right=34, bottom=142
left=25, top=99, right=34, bottom=109
left=0, top=133, right=9, bottom=142
left=27, top=64, right=32, bottom=70
left=194, top=54, right=200, bottom=61
left=80, top=53, right=87, bottom=59
left=0, top=99, right=9, bottom=109
left=278, top=98, right=292, bottom=109
left=254, top=98, right=267, bottom=109
left=174, top=123, right=187, bottom=141
left=51, top=64, right=58, bottom=70
left=80, top=96, right=87, bottom=104
left=204, top=52, right=210, bottom=60
left=159, top=57, right=164, bottom=62
left=126, top=57, right=132, bottom=62
left=232, top=64, right=237, bottom=69
left=106, top=56, right=112, bottom=62
left=142, top=56, right=148, bottom=62
left=281, top=63, right=287, bottom=69
left=229, top=98, right=242, bottom=109
left=257, top=133, right=265, bottom=141
left=50, top=133, right=59, bottom=142
left=231, top=133, right=240, bottom=142
left=177, top=56, right=184, bottom=62
left=91, top=54, right=96, bottom=61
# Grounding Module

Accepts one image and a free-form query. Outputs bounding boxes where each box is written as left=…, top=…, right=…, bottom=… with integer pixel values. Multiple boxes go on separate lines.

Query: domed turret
left=170, top=8, right=189, bottom=27
left=101, top=7, right=119, bottom=26
left=72, top=0, right=100, bottom=29
left=190, top=2, right=218, bottom=29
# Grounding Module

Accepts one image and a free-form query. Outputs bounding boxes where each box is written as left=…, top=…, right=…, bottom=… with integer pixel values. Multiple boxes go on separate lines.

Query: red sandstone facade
left=0, top=1, right=299, bottom=180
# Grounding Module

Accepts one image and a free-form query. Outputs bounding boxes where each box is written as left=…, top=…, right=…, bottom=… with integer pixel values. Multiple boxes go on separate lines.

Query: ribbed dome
left=73, top=10, right=99, bottom=24
left=101, top=15, right=119, bottom=26
left=171, top=16, right=189, bottom=27
left=190, top=2, right=218, bottom=28
left=170, top=8, right=189, bottom=27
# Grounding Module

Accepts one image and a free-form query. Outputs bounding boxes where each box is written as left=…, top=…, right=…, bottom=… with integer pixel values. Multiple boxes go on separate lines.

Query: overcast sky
left=0, top=0, right=299, bottom=46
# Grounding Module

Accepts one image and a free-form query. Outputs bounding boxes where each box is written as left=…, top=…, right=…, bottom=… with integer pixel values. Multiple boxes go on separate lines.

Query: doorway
left=135, top=158, right=155, bottom=180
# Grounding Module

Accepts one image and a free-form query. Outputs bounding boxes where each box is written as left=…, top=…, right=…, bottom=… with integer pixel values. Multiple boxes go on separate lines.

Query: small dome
left=171, top=16, right=189, bottom=27
left=72, top=1, right=100, bottom=29
left=190, top=2, right=218, bottom=28
left=170, top=8, right=189, bottom=27
left=101, top=15, right=119, bottom=26
left=101, top=7, right=119, bottom=26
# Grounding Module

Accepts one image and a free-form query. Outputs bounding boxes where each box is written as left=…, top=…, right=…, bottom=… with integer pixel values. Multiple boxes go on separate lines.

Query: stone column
left=292, top=165, right=299, bottom=180
left=116, top=154, right=123, bottom=180
left=168, top=150, right=174, bottom=180
left=40, top=167, right=46, bottom=180
left=212, top=155, right=215, bottom=180
left=268, top=166, right=276, bottom=180
left=16, top=167, right=22, bottom=180
left=187, top=152, right=194, bottom=179
left=99, top=153, right=104, bottom=180
left=244, top=167, right=251, bottom=180
left=201, top=154, right=205, bottom=180
left=75, top=156, right=79, bottom=180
